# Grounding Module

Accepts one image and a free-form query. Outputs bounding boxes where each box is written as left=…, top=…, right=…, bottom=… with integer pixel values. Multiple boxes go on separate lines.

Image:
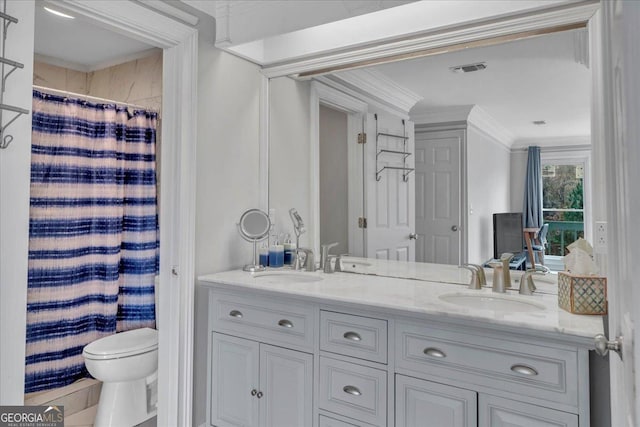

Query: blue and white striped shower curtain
left=25, top=90, right=159, bottom=393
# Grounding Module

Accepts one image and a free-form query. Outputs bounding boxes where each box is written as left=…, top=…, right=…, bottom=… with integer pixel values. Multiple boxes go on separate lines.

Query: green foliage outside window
left=542, top=164, right=585, bottom=256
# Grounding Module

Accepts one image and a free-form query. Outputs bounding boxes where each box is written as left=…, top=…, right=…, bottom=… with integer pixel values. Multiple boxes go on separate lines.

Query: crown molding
left=511, top=135, right=591, bottom=150
left=411, top=105, right=515, bottom=149
left=316, top=75, right=407, bottom=119
left=326, top=68, right=422, bottom=115
left=467, top=105, right=515, bottom=150
left=411, top=105, right=474, bottom=125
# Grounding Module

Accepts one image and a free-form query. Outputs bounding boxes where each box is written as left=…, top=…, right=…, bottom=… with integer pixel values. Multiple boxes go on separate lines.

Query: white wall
left=192, top=45, right=263, bottom=426
left=268, top=76, right=311, bottom=245
left=466, top=124, right=511, bottom=263
left=0, top=0, right=34, bottom=405
left=319, top=105, right=348, bottom=254
left=510, top=149, right=528, bottom=212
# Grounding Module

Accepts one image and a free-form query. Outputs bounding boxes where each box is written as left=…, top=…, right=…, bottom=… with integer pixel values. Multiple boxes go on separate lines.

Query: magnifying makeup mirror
left=237, top=208, right=271, bottom=272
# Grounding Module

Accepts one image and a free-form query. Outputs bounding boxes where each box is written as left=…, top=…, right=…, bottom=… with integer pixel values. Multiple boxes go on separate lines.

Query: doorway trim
left=55, top=1, right=198, bottom=425
left=309, top=81, right=368, bottom=256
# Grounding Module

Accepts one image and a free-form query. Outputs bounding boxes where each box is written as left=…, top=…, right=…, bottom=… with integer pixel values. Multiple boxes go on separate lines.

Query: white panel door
left=364, top=112, right=416, bottom=261
left=415, top=129, right=462, bottom=265
left=259, top=344, right=313, bottom=427
left=211, top=333, right=260, bottom=427
left=600, top=2, right=639, bottom=426
left=479, top=394, right=577, bottom=427
left=396, top=374, right=477, bottom=427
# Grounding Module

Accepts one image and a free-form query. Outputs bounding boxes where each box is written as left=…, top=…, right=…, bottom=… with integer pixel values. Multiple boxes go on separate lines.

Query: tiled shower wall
left=33, top=49, right=163, bottom=112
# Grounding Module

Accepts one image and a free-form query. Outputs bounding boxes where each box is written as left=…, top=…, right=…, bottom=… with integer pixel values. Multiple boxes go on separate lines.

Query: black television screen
left=493, top=213, right=524, bottom=259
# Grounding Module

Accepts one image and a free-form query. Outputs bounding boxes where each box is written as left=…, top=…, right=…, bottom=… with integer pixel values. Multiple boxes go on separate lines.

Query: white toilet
left=83, top=327, right=158, bottom=427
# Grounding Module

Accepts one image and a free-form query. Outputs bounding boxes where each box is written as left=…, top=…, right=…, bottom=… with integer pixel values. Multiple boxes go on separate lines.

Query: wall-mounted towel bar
left=0, top=3, right=29, bottom=149
left=375, top=114, right=412, bottom=182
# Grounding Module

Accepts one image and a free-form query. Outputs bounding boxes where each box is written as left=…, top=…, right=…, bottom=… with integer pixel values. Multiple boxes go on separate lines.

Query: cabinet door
left=479, top=394, right=578, bottom=427
left=211, top=333, right=260, bottom=427
left=259, top=344, right=313, bottom=427
left=396, top=375, right=477, bottom=427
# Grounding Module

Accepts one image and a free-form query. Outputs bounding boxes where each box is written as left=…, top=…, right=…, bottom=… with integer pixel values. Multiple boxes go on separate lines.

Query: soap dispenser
left=259, top=243, right=269, bottom=267
left=269, top=236, right=284, bottom=268
left=283, top=234, right=296, bottom=266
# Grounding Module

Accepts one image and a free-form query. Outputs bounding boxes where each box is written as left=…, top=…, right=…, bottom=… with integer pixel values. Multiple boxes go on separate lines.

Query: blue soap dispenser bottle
left=269, top=236, right=284, bottom=268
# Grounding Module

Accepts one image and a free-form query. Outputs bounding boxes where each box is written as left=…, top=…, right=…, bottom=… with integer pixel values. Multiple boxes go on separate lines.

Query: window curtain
left=25, top=90, right=159, bottom=393
left=523, top=146, right=543, bottom=229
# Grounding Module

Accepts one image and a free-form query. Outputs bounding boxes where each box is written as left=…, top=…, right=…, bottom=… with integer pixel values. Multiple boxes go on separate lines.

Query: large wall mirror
left=268, top=27, right=591, bottom=276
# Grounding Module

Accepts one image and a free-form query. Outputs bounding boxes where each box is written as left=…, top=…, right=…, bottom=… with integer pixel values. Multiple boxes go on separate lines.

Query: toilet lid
left=83, top=328, right=158, bottom=360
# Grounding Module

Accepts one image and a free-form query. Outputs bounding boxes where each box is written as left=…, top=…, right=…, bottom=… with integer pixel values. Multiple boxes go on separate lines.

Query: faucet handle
left=519, top=269, right=543, bottom=295
left=324, top=255, right=338, bottom=273
left=465, top=263, right=487, bottom=287
left=460, top=264, right=481, bottom=290
left=334, top=254, right=350, bottom=272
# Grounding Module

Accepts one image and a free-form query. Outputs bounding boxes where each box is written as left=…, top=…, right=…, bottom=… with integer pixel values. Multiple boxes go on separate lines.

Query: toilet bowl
left=83, top=328, right=158, bottom=427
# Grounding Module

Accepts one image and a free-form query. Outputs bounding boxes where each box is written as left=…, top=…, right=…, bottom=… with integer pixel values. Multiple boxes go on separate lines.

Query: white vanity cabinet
left=211, top=333, right=313, bottom=427
left=203, top=277, right=595, bottom=427
left=395, top=374, right=477, bottom=427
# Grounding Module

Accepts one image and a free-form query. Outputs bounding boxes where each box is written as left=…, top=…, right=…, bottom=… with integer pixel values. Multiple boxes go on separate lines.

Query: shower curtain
left=25, top=90, right=159, bottom=393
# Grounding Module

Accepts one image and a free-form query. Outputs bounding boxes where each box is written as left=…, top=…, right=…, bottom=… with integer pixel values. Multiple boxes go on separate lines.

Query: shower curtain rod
left=32, top=85, right=159, bottom=113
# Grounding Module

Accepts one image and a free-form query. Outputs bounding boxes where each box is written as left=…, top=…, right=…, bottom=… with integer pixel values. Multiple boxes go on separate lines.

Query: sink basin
left=438, top=293, right=545, bottom=313
left=253, top=272, right=323, bottom=283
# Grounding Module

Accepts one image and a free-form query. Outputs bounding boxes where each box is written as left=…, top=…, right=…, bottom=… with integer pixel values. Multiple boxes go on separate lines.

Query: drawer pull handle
left=423, top=347, right=446, bottom=358
left=278, top=319, right=294, bottom=328
left=510, top=364, right=538, bottom=376
left=229, top=310, right=243, bottom=318
left=343, top=385, right=361, bottom=396
left=343, top=331, right=362, bottom=341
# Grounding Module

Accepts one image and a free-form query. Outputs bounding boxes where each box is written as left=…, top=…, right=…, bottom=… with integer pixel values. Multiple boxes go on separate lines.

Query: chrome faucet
left=320, top=242, right=338, bottom=273
left=519, top=269, right=543, bottom=295
left=461, top=264, right=485, bottom=290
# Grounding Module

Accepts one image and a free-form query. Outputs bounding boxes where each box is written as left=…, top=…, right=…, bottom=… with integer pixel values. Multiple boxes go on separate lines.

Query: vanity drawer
left=320, top=311, right=388, bottom=364
left=395, top=322, right=579, bottom=410
left=210, top=292, right=315, bottom=351
left=319, top=356, right=387, bottom=426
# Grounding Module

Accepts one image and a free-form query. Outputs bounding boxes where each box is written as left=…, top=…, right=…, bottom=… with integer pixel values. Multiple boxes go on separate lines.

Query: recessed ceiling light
left=532, top=120, right=547, bottom=125
left=450, top=62, right=487, bottom=73
left=43, top=6, right=75, bottom=19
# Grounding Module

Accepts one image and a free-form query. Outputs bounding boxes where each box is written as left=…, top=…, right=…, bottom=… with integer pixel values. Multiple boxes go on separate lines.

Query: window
left=542, top=160, right=587, bottom=256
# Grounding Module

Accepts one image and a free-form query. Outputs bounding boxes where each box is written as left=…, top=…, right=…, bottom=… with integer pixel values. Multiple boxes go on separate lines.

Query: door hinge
left=357, top=133, right=367, bottom=144
left=358, top=217, right=368, bottom=228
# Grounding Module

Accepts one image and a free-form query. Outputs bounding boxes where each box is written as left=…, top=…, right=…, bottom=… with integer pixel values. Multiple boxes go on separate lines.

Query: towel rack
left=0, top=2, right=29, bottom=149
left=374, top=114, right=413, bottom=182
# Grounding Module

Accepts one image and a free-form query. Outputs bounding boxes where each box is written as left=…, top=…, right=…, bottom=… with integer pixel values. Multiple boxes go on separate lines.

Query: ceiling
left=34, top=1, right=590, bottom=142
left=365, top=29, right=591, bottom=141
left=34, top=3, right=155, bottom=71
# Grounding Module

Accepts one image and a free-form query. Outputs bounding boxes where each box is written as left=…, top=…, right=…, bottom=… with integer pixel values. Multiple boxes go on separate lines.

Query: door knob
left=594, top=334, right=623, bottom=359
left=409, top=233, right=418, bottom=240
left=451, top=225, right=459, bottom=232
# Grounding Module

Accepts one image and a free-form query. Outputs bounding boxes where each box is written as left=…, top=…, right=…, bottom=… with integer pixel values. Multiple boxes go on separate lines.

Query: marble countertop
left=199, top=264, right=604, bottom=345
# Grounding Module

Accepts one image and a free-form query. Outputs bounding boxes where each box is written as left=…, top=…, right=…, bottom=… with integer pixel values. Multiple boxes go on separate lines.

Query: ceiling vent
left=450, top=62, right=487, bottom=73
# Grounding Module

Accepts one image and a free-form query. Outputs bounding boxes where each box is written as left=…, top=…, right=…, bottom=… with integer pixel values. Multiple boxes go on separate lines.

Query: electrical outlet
left=595, top=221, right=607, bottom=253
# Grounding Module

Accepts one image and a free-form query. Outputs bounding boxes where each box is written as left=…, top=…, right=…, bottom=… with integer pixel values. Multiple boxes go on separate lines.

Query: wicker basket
left=558, top=272, right=607, bottom=315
